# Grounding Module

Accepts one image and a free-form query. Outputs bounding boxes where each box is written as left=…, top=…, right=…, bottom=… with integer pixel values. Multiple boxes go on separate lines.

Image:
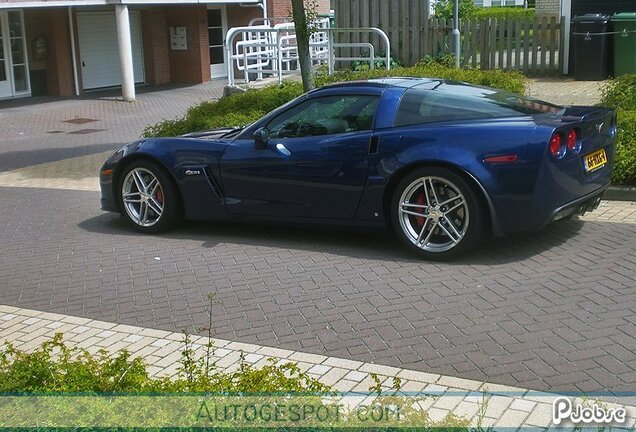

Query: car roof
left=318, top=77, right=445, bottom=91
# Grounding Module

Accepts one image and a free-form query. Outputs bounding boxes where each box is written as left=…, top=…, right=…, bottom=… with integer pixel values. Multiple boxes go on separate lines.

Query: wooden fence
left=335, top=0, right=564, bottom=76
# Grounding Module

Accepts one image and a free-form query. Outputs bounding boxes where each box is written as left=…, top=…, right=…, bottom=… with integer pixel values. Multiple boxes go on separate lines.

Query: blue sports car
left=99, top=78, right=616, bottom=259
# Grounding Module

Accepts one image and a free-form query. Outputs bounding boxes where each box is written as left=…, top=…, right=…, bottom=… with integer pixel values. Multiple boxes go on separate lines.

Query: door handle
left=82, top=61, right=85, bottom=67
left=275, top=143, right=291, bottom=156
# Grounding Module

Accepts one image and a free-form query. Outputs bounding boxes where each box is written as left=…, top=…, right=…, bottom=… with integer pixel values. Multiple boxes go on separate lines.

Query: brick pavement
left=2, top=304, right=634, bottom=429
left=0, top=82, right=225, bottom=172
left=0, top=185, right=635, bottom=395
left=0, top=78, right=634, bottom=402
left=526, top=78, right=604, bottom=106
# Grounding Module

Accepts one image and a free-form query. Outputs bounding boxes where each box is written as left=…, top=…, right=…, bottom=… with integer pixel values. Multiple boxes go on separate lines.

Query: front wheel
left=118, top=160, right=181, bottom=233
left=390, top=167, right=485, bottom=260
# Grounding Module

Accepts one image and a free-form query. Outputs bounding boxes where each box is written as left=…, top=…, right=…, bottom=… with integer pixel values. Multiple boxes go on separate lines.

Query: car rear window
left=394, top=83, right=560, bottom=127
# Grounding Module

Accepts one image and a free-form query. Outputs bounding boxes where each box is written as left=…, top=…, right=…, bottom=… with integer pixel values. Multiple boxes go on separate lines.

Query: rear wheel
left=118, top=160, right=180, bottom=233
left=390, top=167, right=485, bottom=260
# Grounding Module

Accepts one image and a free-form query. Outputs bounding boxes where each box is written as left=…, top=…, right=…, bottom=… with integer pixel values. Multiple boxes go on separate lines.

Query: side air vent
left=203, top=167, right=224, bottom=199
left=369, top=136, right=379, bottom=154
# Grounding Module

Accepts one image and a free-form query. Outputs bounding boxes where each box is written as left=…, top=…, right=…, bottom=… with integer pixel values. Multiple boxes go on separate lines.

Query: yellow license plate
left=584, top=148, right=607, bottom=172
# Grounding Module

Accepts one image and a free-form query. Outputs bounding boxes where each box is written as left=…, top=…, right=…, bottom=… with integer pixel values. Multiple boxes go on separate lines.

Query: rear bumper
left=548, top=183, right=608, bottom=223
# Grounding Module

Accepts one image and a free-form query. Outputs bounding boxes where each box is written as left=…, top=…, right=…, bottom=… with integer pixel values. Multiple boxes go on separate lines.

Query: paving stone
left=255, top=346, right=295, bottom=358
left=343, top=370, right=367, bottom=382
left=244, top=353, right=263, bottom=363
left=495, top=409, right=530, bottom=427
left=397, top=369, right=441, bottom=384
left=289, top=351, right=328, bottom=364
left=332, top=379, right=357, bottom=393
left=308, top=364, right=331, bottom=376
left=427, top=407, right=451, bottom=422
left=320, top=367, right=350, bottom=386
left=323, top=357, right=363, bottom=370
left=437, top=375, right=483, bottom=391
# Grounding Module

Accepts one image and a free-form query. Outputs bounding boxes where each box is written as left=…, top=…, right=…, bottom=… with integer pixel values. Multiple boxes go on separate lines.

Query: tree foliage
left=433, top=0, right=478, bottom=19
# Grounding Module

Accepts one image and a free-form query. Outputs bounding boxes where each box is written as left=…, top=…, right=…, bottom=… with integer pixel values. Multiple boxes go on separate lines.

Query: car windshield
left=395, top=82, right=560, bottom=127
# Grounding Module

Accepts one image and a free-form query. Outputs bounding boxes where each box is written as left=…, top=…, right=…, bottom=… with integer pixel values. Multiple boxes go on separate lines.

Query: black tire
left=118, top=159, right=181, bottom=234
left=390, top=167, right=485, bottom=260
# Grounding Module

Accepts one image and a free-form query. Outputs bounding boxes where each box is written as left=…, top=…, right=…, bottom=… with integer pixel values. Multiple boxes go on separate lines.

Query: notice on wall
left=170, top=27, right=187, bottom=50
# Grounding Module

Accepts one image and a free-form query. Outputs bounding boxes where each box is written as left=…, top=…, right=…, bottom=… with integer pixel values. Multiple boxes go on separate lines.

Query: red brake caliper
left=155, top=188, right=164, bottom=206
left=415, top=193, right=426, bottom=228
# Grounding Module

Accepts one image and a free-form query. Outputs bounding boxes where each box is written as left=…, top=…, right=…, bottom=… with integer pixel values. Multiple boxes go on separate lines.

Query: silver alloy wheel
left=121, top=168, right=164, bottom=227
left=398, top=176, right=469, bottom=253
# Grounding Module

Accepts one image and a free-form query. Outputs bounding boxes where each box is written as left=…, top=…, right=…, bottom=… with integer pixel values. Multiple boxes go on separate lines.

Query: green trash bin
left=611, top=12, right=636, bottom=76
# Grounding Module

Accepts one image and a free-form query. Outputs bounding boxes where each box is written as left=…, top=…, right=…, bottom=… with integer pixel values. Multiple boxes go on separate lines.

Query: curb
left=606, top=186, right=636, bottom=202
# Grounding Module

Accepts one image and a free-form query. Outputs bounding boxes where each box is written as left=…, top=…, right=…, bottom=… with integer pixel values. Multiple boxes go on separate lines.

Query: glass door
left=0, top=10, right=29, bottom=99
left=207, top=6, right=227, bottom=79
left=7, top=11, right=29, bottom=95
left=0, top=12, right=12, bottom=98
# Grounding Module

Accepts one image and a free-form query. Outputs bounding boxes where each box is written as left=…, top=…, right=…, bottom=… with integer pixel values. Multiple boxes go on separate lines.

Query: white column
left=115, top=4, right=135, bottom=102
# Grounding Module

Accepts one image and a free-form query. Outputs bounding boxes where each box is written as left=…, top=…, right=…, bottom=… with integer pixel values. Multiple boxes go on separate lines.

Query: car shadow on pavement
left=78, top=213, right=585, bottom=265
left=0, top=143, right=122, bottom=172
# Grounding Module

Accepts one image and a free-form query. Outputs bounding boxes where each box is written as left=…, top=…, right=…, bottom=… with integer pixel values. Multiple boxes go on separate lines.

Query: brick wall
left=165, top=5, right=210, bottom=84
left=23, top=8, right=74, bottom=97
left=227, top=4, right=262, bottom=28
left=141, top=9, right=171, bottom=86
left=267, top=0, right=331, bottom=20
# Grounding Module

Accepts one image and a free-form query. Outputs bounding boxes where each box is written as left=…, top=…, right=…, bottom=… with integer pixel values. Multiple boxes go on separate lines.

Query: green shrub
left=0, top=332, right=329, bottom=393
left=474, top=6, right=535, bottom=20
left=0, top=333, right=474, bottom=430
left=321, top=63, right=527, bottom=94
left=143, top=65, right=526, bottom=138
left=142, top=81, right=305, bottom=138
left=614, top=110, right=636, bottom=185
left=600, top=74, right=636, bottom=111
left=599, top=78, right=636, bottom=185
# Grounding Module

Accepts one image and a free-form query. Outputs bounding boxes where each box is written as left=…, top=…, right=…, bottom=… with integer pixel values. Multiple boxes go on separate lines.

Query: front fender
left=110, top=138, right=230, bottom=221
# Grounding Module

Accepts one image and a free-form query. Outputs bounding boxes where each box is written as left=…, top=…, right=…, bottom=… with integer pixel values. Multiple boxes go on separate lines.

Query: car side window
left=395, top=89, right=499, bottom=127
left=267, top=95, right=380, bottom=139
left=395, top=86, right=556, bottom=127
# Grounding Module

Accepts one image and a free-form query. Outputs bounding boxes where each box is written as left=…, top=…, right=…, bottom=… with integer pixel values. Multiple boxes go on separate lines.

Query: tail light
left=567, top=129, right=581, bottom=154
left=549, top=132, right=566, bottom=159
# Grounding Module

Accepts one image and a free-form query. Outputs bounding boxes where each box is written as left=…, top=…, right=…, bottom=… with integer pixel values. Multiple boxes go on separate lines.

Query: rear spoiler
left=553, top=106, right=615, bottom=122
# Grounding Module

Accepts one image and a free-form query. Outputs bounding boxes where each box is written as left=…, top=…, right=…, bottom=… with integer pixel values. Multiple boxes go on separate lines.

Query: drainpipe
left=68, top=7, right=80, bottom=96
left=115, top=3, right=135, bottom=102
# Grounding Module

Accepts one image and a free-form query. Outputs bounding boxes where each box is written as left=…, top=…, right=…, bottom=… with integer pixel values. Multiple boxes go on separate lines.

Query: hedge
left=600, top=75, right=636, bottom=185
left=0, top=333, right=472, bottom=431
left=142, top=64, right=526, bottom=138
left=614, top=110, right=636, bottom=185
left=473, top=7, right=535, bottom=20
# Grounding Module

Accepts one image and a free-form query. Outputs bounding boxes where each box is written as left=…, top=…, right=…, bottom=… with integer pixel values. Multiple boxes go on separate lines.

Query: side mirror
left=254, top=127, right=269, bottom=149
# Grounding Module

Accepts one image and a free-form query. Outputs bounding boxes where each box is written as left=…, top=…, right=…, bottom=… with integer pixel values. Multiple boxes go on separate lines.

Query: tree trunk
left=291, top=0, right=315, bottom=92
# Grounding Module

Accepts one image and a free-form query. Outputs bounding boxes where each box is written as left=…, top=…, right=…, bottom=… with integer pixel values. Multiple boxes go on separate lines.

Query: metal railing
left=225, top=24, right=391, bottom=86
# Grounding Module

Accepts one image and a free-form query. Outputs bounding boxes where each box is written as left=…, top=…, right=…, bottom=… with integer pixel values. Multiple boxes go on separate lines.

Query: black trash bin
left=571, top=14, right=611, bottom=80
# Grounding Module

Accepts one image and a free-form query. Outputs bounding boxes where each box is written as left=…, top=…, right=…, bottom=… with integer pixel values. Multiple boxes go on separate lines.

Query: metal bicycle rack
left=225, top=21, right=391, bottom=86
